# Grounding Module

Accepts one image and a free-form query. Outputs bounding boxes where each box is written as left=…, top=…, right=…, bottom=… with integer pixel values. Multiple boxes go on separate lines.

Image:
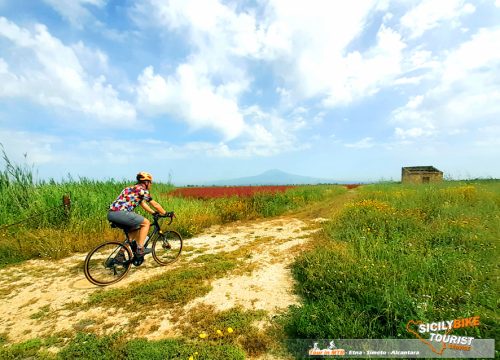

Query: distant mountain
left=206, top=169, right=351, bottom=186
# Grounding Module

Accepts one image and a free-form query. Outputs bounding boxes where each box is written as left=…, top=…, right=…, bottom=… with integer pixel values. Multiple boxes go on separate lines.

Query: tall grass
left=284, top=181, right=499, bottom=344
left=0, top=148, right=346, bottom=266
left=170, top=185, right=341, bottom=237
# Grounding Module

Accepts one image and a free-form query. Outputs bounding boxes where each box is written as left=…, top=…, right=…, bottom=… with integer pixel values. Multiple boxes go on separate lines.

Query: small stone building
left=401, top=166, right=443, bottom=184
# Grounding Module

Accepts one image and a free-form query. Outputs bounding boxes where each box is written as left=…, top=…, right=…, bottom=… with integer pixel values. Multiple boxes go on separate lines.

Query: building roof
left=402, top=166, right=442, bottom=174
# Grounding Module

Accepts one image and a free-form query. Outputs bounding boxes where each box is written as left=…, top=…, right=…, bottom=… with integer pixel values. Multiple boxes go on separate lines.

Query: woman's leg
left=108, top=211, right=149, bottom=249
left=129, top=218, right=150, bottom=248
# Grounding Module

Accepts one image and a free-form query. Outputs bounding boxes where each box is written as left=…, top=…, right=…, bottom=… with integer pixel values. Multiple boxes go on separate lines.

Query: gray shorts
left=107, top=210, right=144, bottom=230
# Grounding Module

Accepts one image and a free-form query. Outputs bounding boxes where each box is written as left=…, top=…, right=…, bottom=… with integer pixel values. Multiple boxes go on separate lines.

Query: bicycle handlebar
left=153, top=211, right=175, bottom=225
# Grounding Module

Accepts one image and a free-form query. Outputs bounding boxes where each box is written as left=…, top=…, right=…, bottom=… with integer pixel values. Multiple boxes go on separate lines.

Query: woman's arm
left=140, top=200, right=166, bottom=215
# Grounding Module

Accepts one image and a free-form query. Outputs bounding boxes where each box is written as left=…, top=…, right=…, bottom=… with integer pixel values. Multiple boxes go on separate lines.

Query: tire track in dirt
left=0, top=217, right=317, bottom=344
left=0, top=192, right=355, bottom=355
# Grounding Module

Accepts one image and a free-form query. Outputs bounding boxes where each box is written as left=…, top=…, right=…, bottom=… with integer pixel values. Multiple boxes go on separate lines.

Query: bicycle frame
left=120, top=213, right=173, bottom=254
left=84, top=212, right=181, bottom=286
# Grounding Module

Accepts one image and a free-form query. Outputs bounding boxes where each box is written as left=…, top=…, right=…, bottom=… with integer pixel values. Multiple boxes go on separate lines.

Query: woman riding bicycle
left=107, top=172, right=166, bottom=256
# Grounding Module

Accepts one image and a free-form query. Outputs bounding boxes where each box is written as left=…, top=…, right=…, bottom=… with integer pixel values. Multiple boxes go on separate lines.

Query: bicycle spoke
left=84, top=242, right=132, bottom=285
left=152, top=230, right=182, bottom=266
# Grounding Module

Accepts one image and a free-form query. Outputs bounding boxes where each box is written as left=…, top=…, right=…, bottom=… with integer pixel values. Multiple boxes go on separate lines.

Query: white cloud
left=0, top=130, right=61, bottom=165
left=395, top=126, right=436, bottom=140
left=496, top=0, right=500, bottom=8
left=260, top=1, right=384, bottom=102
left=345, top=137, right=375, bottom=149
left=441, top=28, right=500, bottom=86
left=136, top=65, right=245, bottom=140
left=132, top=0, right=310, bottom=152
left=132, top=0, right=265, bottom=70
left=72, top=41, right=109, bottom=75
left=42, top=0, right=106, bottom=28
left=0, top=17, right=136, bottom=125
left=391, top=27, right=500, bottom=139
left=129, top=0, right=499, bottom=156
left=400, top=0, right=475, bottom=39
left=322, top=25, right=406, bottom=106
left=393, top=76, right=425, bottom=85
left=391, top=95, right=430, bottom=127
left=475, top=125, right=500, bottom=147
left=132, top=1, right=407, bottom=111
left=239, top=105, right=304, bottom=157
left=132, top=0, right=265, bottom=140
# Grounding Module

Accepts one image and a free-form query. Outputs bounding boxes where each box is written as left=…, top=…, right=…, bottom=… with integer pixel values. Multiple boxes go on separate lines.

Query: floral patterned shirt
left=109, top=184, right=153, bottom=212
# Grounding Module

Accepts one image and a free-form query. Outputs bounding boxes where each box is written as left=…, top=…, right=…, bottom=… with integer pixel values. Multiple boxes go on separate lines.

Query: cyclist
left=107, top=172, right=167, bottom=256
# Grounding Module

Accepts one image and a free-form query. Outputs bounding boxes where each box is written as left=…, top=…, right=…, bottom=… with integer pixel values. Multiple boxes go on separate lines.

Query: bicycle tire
left=151, top=230, right=183, bottom=266
left=84, top=241, right=132, bottom=286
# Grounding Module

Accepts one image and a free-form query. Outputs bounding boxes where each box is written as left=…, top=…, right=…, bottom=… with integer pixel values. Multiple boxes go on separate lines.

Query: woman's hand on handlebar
left=153, top=211, right=175, bottom=218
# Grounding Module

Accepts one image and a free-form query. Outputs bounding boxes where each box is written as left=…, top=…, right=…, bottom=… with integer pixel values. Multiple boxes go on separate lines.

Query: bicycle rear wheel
left=84, top=241, right=132, bottom=286
left=151, top=230, right=183, bottom=266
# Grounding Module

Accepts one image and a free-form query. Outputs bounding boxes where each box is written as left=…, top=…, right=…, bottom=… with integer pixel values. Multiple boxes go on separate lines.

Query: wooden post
left=62, top=194, right=71, bottom=218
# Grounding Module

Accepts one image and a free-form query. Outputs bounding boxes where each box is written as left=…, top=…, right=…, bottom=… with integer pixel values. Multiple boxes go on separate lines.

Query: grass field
left=1, top=152, right=498, bottom=358
left=0, top=152, right=346, bottom=266
left=283, top=180, right=499, bottom=354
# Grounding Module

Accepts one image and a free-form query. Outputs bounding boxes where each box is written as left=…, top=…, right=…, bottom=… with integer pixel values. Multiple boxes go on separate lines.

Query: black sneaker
left=136, top=247, right=152, bottom=256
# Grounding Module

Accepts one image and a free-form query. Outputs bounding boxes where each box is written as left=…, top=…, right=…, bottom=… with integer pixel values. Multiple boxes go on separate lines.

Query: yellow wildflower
left=216, top=329, right=223, bottom=336
left=227, top=327, right=234, bottom=333
left=199, top=332, right=207, bottom=339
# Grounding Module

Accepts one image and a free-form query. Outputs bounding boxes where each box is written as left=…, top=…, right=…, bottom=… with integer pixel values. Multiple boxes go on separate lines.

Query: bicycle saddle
left=109, top=222, right=130, bottom=232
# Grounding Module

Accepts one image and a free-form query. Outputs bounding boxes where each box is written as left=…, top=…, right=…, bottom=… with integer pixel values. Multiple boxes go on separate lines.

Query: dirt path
left=0, top=192, right=355, bottom=356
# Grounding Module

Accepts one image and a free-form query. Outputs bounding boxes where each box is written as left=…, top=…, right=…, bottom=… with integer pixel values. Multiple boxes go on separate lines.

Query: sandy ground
left=0, top=216, right=322, bottom=347
left=0, top=189, right=358, bottom=360
left=0, top=189, right=359, bottom=360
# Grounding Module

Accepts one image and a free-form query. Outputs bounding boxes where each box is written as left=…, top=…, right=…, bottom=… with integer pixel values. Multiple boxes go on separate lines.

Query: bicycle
left=84, top=212, right=182, bottom=286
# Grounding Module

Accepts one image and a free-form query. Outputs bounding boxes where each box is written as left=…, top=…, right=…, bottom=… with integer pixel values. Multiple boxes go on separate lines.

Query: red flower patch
left=345, top=184, right=361, bottom=189
left=169, top=186, right=296, bottom=199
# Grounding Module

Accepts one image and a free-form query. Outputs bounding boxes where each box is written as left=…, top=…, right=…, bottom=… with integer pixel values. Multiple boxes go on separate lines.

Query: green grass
left=0, top=338, right=52, bottom=360
left=0, top=306, right=272, bottom=359
left=30, top=305, right=51, bottom=320
left=122, top=337, right=245, bottom=360
left=176, top=304, right=274, bottom=357
left=0, top=332, right=246, bottom=360
left=283, top=181, right=499, bottom=346
left=0, top=147, right=346, bottom=266
left=86, top=233, right=278, bottom=310
left=87, top=251, right=242, bottom=309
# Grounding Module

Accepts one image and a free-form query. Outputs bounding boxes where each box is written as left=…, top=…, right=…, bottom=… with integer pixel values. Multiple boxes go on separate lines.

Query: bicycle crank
left=132, top=255, right=144, bottom=266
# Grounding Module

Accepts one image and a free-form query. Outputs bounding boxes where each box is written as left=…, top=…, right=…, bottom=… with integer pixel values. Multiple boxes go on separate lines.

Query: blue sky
left=0, top=0, right=499, bottom=184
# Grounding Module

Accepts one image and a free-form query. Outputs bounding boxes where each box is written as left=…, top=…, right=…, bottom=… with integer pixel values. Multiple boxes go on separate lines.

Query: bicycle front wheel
left=84, top=242, right=132, bottom=286
left=152, top=230, right=183, bottom=266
